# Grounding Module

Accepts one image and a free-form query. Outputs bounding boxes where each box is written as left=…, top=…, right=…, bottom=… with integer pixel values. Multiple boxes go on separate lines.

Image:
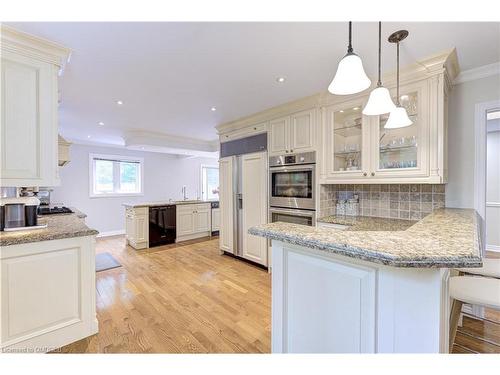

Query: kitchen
left=1, top=17, right=500, bottom=363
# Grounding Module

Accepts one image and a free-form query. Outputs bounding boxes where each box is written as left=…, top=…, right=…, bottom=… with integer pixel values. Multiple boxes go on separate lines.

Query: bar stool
left=448, top=259, right=500, bottom=350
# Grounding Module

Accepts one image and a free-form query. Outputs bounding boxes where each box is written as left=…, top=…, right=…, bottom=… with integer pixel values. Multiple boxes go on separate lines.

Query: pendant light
left=362, top=22, right=396, bottom=115
left=385, top=30, right=413, bottom=129
left=328, top=22, right=371, bottom=95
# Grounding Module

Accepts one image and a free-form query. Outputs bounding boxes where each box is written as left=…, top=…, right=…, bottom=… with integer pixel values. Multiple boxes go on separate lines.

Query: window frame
left=200, top=164, right=219, bottom=201
left=89, top=153, right=144, bottom=198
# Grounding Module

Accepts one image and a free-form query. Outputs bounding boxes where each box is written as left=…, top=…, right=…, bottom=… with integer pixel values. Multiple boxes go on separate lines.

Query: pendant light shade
left=328, top=22, right=371, bottom=95
left=384, top=29, right=413, bottom=129
left=364, top=86, right=396, bottom=115
left=363, top=22, right=396, bottom=115
left=385, top=106, right=413, bottom=128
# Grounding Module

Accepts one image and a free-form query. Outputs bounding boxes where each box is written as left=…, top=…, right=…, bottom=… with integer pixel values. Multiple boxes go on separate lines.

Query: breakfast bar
left=249, top=208, right=483, bottom=353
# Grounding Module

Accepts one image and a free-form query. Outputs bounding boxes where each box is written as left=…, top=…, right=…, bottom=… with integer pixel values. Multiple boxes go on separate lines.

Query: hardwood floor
left=55, top=236, right=499, bottom=354
left=55, top=236, right=271, bottom=353
left=451, top=251, right=500, bottom=354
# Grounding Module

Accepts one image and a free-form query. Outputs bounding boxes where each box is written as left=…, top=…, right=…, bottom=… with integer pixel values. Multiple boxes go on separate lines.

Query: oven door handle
left=269, top=207, right=315, bottom=218
left=269, top=164, right=315, bottom=172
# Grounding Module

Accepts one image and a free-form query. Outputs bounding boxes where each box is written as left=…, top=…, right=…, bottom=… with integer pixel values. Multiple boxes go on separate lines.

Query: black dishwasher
left=149, top=205, right=176, bottom=247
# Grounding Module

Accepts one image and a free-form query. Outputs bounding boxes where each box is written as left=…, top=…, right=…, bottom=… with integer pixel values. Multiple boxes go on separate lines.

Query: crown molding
left=216, top=93, right=321, bottom=134
left=1, top=25, right=71, bottom=74
left=453, top=61, right=500, bottom=85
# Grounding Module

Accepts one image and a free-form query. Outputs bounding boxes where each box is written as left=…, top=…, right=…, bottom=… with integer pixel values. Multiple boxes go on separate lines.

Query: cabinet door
left=290, top=109, right=315, bottom=153
left=269, top=116, right=290, bottom=155
left=125, top=211, right=134, bottom=242
left=212, top=208, right=221, bottom=230
left=241, top=152, right=268, bottom=266
left=219, top=157, right=234, bottom=253
left=370, top=81, right=430, bottom=179
left=0, top=51, right=58, bottom=187
left=176, top=208, right=195, bottom=237
left=134, top=214, right=148, bottom=243
left=194, top=207, right=211, bottom=233
left=324, top=99, right=370, bottom=180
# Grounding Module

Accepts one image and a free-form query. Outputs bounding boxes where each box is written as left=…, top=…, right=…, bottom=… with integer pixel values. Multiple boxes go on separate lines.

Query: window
left=89, top=154, right=143, bottom=197
left=201, top=165, right=219, bottom=201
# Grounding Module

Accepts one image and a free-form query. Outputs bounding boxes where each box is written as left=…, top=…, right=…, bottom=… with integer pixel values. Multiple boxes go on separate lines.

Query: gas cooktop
left=37, top=206, right=74, bottom=215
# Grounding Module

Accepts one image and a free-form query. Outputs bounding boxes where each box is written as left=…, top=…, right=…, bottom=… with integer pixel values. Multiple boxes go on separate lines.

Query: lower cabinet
left=0, top=235, right=98, bottom=352
left=176, top=203, right=212, bottom=242
left=125, top=207, right=149, bottom=249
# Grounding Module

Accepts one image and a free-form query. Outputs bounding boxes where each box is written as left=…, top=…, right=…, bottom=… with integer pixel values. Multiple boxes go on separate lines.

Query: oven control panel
left=269, top=151, right=315, bottom=167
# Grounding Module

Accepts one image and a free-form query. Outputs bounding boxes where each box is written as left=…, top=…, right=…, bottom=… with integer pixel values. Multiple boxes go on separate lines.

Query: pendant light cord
left=347, top=21, right=353, bottom=54
left=377, top=22, right=382, bottom=87
left=396, top=41, right=400, bottom=105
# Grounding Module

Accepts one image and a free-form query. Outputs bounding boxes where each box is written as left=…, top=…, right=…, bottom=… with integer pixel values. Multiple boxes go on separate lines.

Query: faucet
left=182, top=186, right=188, bottom=200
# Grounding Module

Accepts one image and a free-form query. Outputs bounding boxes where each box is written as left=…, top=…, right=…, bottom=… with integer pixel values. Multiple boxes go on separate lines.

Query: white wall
left=52, top=144, right=218, bottom=234
left=446, top=75, right=500, bottom=208
left=486, top=129, right=500, bottom=249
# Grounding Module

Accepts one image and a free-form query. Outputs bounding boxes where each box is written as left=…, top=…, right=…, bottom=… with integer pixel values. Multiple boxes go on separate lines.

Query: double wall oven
left=269, top=151, right=316, bottom=226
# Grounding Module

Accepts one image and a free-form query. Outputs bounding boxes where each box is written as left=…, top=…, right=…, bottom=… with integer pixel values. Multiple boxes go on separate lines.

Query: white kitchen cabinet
left=219, top=157, right=234, bottom=253
left=0, top=26, right=70, bottom=187
left=321, top=76, right=448, bottom=184
left=219, top=122, right=268, bottom=143
left=241, top=152, right=268, bottom=266
left=176, top=203, right=212, bottom=242
left=0, top=235, right=98, bottom=352
left=269, top=109, right=316, bottom=156
left=125, top=207, right=149, bottom=249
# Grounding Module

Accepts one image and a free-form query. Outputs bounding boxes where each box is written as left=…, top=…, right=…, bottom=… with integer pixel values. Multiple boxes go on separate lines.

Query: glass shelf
left=334, top=124, right=362, bottom=137
left=379, top=145, right=417, bottom=154
left=335, top=150, right=361, bottom=157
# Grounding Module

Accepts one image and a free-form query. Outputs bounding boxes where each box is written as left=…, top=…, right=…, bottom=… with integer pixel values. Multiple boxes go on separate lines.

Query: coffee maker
left=0, top=196, right=41, bottom=231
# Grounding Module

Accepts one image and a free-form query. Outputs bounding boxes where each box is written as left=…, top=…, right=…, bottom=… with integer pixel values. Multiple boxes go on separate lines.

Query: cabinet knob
left=363, top=172, right=367, bottom=177
left=285, top=150, right=289, bottom=153
left=371, top=172, right=375, bottom=177
left=290, top=149, right=294, bottom=153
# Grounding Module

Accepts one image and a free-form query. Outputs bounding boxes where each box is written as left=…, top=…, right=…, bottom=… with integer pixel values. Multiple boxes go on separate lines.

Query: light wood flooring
left=55, top=236, right=271, bottom=353
left=55, top=236, right=499, bottom=353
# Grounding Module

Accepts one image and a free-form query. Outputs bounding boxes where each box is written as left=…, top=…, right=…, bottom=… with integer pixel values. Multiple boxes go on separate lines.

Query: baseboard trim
left=96, top=229, right=125, bottom=238
left=486, top=245, right=500, bottom=253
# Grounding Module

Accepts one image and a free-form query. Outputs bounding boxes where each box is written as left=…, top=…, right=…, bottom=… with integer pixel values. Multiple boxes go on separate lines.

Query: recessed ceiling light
left=353, top=107, right=360, bottom=110
left=87, top=135, right=91, bottom=139
left=116, top=100, right=123, bottom=105
left=339, top=110, right=344, bottom=113
left=98, top=121, right=104, bottom=126
left=141, top=146, right=145, bottom=150
left=276, top=77, right=286, bottom=83
left=211, top=107, right=217, bottom=112
left=400, top=95, right=409, bottom=101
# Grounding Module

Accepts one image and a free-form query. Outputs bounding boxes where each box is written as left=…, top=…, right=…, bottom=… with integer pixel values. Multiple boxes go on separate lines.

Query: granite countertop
left=0, top=210, right=98, bottom=246
left=249, top=208, right=483, bottom=268
left=318, top=215, right=417, bottom=231
left=123, top=200, right=218, bottom=208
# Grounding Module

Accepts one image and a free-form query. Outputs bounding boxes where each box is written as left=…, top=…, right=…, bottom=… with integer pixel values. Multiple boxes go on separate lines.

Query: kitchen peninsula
left=249, top=208, right=483, bottom=353
left=0, top=210, right=98, bottom=353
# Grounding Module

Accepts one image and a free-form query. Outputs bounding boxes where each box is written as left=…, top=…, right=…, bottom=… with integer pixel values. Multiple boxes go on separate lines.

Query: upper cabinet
left=0, top=26, right=70, bottom=187
left=269, top=108, right=316, bottom=156
left=319, top=50, right=457, bottom=184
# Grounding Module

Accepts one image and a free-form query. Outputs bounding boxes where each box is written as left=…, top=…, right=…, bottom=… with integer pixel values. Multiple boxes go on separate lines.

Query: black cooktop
left=38, top=206, right=74, bottom=215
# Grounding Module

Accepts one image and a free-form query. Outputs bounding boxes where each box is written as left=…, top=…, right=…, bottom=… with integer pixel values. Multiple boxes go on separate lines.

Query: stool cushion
left=456, top=258, right=500, bottom=279
left=449, top=276, right=500, bottom=310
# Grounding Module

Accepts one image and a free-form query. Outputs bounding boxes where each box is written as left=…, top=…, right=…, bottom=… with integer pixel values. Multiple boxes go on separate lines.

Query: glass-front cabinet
left=323, top=80, right=431, bottom=182
left=325, top=98, right=371, bottom=179
left=370, top=80, right=429, bottom=179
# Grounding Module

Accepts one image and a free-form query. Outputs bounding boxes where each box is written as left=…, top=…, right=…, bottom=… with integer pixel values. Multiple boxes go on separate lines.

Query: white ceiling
left=6, top=22, right=500, bottom=151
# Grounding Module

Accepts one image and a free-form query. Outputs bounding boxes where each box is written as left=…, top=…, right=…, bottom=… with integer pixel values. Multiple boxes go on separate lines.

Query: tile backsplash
left=320, top=184, right=446, bottom=221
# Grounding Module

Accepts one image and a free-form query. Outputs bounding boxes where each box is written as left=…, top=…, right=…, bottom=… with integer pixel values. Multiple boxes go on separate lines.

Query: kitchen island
left=0, top=210, right=98, bottom=353
left=249, top=208, right=483, bottom=353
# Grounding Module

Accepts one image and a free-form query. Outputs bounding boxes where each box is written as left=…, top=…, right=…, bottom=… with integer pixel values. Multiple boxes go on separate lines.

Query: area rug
left=96, top=252, right=122, bottom=272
